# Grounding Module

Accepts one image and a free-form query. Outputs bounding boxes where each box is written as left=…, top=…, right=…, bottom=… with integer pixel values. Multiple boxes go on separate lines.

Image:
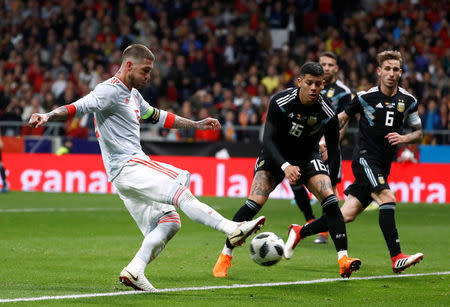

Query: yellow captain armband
left=142, top=106, right=154, bottom=120
left=142, top=106, right=161, bottom=124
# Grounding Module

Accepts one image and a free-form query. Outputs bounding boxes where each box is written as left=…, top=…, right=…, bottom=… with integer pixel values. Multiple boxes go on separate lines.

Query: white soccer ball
left=250, top=232, right=284, bottom=266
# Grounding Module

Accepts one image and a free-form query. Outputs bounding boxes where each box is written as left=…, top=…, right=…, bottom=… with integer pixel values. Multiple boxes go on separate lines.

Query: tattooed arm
left=29, top=106, right=70, bottom=128
left=172, top=115, right=221, bottom=130
left=385, top=122, right=423, bottom=145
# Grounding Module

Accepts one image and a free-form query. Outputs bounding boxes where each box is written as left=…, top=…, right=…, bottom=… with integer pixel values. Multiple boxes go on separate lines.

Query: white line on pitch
left=0, top=271, right=448, bottom=303
left=0, top=208, right=122, bottom=213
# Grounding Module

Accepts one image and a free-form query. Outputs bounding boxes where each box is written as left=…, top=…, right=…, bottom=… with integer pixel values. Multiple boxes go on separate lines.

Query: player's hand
left=29, top=113, right=49, bottom=128
left=385, top=132, right=407, bottom=145
left=319, top=141, right=328, bottom=162
left=197, top=118, right=221, bottom=130
left=284, top=165, right=301, bottom=185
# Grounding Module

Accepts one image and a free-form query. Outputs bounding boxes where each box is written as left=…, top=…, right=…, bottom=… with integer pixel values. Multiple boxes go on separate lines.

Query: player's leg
left=291, top=183, right=329, bottom=244
left=213, top=169, right=278, bottom=277
left=120, top=205, right=181, bottom=292
left=291, top=183, right=315, bottom=222
left=0, top=154, right=8, bottom=192
left=372, top=189, right=423, bottom=273
left=308, top=175, right=360, bottom=277
left=116, top=157, right=265, bottom=245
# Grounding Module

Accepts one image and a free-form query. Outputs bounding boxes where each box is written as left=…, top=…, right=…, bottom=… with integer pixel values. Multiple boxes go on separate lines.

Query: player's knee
left=343, top=213, right=356, bottom=223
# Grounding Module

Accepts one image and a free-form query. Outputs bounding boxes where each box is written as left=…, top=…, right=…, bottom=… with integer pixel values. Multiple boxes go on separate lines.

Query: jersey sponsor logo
left=326, top=87, right=335, bottom=98
left=385, top=102, right=395, bottom=109
left=397, top=100, right=405, bottom=112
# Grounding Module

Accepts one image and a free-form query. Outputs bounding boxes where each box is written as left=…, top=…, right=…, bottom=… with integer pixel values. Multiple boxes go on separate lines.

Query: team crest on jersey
left=258, top=160, right=265, bottom=167
left=378, top=175, right=385, bottom=185
left=307, top=116, right=317, bottom=125
left=397, top=100, right=405, bottom=112
left=326, top=88, right=335, bottom=98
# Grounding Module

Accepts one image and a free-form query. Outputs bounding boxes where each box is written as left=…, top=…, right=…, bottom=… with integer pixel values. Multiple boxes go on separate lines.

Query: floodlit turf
left=0, top=192, right=449, bottom=306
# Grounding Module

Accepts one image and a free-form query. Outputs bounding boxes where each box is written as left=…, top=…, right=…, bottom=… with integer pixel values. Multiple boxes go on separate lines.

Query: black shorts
left=344, top=156, right=391, bottom=208
left=254, top=151, right=330, bottom=186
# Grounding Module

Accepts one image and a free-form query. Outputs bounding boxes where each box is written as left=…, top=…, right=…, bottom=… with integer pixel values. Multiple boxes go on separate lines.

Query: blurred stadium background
left=0, top=0, right=449, bottom=199
left=0, top=1, right=449, bottom=304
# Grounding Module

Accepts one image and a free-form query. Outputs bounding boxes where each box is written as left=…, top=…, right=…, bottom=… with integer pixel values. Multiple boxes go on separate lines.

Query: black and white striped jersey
left=345, top=86, right=420, bottom=164
left=321, top=80, right=352, bottom=113
left=262, top=86, right=340, bottom=171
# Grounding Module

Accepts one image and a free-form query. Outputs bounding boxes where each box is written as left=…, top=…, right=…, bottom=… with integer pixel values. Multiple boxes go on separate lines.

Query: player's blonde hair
left=377, top=50, right=403, bottom=67
left=122, top=44, right=155, bottom=63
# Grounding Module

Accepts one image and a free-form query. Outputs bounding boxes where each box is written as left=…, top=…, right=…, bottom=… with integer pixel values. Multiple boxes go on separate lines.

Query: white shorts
left=112, top=154, right=190, bottom=235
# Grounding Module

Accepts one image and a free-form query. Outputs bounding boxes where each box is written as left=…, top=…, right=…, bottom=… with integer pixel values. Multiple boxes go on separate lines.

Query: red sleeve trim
left=164, top=112, right=176, bottom=128
left=65, top=104, right=76, bottom=120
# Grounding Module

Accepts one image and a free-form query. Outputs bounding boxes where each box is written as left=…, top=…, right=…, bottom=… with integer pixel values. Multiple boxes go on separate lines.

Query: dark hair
left=299, top=62, right=324, bottom=77
left=319, top=51, right=337, bottom=62
left=122, top=44, right=155, bottom=63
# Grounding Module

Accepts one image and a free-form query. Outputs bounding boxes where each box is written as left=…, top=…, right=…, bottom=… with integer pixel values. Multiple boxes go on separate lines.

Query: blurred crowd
left=0, top=0, right=449, bottom=144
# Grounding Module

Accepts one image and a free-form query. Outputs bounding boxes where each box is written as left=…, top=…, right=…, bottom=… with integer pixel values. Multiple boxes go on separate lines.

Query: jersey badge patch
left=326, top=88, right=335, bottom=98
left=258, top=160, right=265, bottom=167
left=377, top=175, right=385, bottom=185
left=397, top=100, right=405, bottom=112
left=307, top=116, right=317, bottom=125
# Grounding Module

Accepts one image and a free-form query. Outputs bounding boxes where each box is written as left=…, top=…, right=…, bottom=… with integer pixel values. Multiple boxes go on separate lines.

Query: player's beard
left=130, top=74, right=146, bottom=90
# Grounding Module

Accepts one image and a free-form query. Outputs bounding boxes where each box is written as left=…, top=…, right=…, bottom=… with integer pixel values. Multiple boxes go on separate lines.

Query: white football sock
left=177, top=189, right=236, bottom=235
left=338, top=250, right=348, bottom=260
left=131, top=221, right=181, bottom=273
left=221, top=244, right=234, bottom=257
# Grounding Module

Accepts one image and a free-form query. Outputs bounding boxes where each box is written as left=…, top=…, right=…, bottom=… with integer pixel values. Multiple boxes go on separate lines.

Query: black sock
left=292, top=184, right=315, bottom=221
left=300, top=215, right=328, bottom=238
left=0, top=166, right=6, bottom=188
left=225, top=199, right=262, bottom=249
left=379, top=202, right=401, bottom=257
left=321, top=195, right=347, bottom=252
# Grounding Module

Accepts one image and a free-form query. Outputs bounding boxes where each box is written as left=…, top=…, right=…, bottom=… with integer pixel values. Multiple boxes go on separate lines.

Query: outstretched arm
left=29, top=106, right=70, bottom=128
left=172, top=116, right=221, bottom=130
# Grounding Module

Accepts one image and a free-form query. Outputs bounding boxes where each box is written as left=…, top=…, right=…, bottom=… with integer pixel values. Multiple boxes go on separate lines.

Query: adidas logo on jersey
left=376, top=103, right=383, bottom=108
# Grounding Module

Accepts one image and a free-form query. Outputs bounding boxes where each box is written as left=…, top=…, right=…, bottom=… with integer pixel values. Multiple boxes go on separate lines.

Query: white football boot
left=119, top=267, right=158, bottom=292
left=227, top=216, right=266, bottom=246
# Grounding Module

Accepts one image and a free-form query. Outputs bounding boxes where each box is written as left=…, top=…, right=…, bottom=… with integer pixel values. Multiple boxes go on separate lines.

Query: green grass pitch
left=0, top=192, right=449, bottom=306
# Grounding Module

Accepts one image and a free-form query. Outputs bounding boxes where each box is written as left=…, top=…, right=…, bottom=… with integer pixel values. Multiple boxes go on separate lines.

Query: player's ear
left=377, top=66, right=381, bottom=77
left=126, top=61, right=133, bottom=71
left=297, top=77, right=302, bottom=86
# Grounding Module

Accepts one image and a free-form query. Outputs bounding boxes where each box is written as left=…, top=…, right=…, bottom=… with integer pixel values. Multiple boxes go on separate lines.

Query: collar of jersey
left=114, top=75, right=132, bottom=91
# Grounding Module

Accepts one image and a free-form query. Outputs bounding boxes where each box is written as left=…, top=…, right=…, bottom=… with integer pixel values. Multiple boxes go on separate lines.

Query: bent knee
left=343, top=214, right=356, bottom=223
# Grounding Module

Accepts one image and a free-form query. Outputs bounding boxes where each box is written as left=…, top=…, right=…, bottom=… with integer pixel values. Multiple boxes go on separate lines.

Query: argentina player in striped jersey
left=213, top=62, right=361, bottom=278
left=293, top=51, right=424, bottom=273
left=290, top=52, right=353, bottom=245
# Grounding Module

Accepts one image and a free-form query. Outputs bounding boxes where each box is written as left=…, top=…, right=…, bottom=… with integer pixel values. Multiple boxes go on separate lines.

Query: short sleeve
left=72, top=84, right=117, bottom=116
left=344, top=96, right=363, bottom=117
